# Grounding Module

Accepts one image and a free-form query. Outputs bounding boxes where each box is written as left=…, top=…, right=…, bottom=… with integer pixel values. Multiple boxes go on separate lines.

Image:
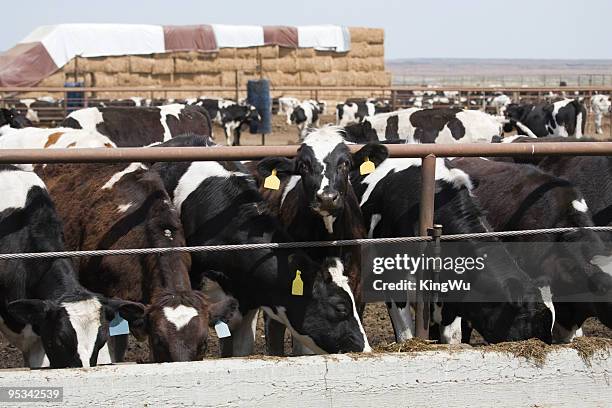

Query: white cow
left=591, top=94, right=611, bottom=134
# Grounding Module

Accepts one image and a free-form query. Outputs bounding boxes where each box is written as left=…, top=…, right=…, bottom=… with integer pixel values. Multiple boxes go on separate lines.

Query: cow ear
left=7, top=299, right=54, bottom=326
left=102, top=298, right=146, bottom=324
left=208, top=298, right=240, bottom=328
left=256, top=157, right=296, bottom=179
left=352, top=143, right=389, bottom=169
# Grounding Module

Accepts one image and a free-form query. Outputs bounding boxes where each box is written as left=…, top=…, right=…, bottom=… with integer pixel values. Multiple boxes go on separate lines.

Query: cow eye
left=338, top=160, right=350, bottom=170
left=299, top=162, right=310, bottom=173
left=334, top=302, right=349, bottom=318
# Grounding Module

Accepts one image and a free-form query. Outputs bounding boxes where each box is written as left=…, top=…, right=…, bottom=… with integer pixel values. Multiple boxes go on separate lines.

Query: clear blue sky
left=3, top=0, right=611, bottom=60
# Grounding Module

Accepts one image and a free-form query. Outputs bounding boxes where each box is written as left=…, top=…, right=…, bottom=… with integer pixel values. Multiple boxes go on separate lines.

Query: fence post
left=391, top=89, right=397, bottom=110
left=415, top=154, right=436, bottom=339
left=430, top=224, right=443, bottom=305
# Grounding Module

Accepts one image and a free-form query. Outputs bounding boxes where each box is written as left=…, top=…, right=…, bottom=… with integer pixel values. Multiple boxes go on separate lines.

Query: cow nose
left=316, top=191, right=339, bottom=208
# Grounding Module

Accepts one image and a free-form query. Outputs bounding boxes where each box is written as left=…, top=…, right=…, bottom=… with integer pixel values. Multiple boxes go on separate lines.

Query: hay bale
left=349, top=57, right=385, bottom=72
left=299, top=72, right=320, bottom=86
left=175, top=73, right=221, bottom=86
left=349, top=27, right=384, bottom=45
left=216, top=58, right=240, bottom=72
left=221, top=71, right=238, bottom=87
left=152, top=56, right=174, bottom=74
left=82, top=56, right=130, bottom=73
left=262, top=59, right=279, bottom=71
left=369, top=44, right=385, bottom=58
left=276, top=56, right=298, bottom=73
left=130, top=56, right=154, bottom=74
left=37, top=71, right=65, bottom=87
left=279, top=48, right=297, bottom=58
left=239, top=74, right=261, bottom=87
left=332, top=57, right=349, bottom=71
left=348, top=42, right=370, bottom=58
left=236, top=48, right=258, bottom=58
left=297, top=58, right=317, bottom=73
left=267, top=72, right=299, bottom=86
left=217, top=48, right=236, bottom=58
left=175, top=57, right=221, bottom=74
left=337, top=71, right=355, bottom=86
left=319, top=73, right=337, bottom=86
left=259, top=45, right=279, bottom=59
left=115, top=72, right=158, bottom=86
left=353, top=71, right=391, bottom=87
left=62, top=59, right=76, bottom=72
left=315, top=56, right=332, bottom=73
left=297, top=48, right=315, bottom=58
left=234, top=59, right=258, bottom=72
left=93, top=72, right=118, bottom=87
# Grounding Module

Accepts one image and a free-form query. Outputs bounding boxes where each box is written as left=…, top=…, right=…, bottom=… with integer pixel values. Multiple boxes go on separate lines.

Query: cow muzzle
left=315, top=191, right=340, bottom=212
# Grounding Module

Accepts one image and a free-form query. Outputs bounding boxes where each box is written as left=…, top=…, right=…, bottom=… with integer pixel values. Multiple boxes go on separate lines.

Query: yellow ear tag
left=360, top=157, right=375, bottom=175
left=264, top=169, right=280, bottom=190
left=291, top=270, right=304, bottom=296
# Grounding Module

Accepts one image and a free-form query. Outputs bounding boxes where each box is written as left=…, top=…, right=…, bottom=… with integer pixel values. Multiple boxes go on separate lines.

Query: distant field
left=387, top=58, right=612, bottom=87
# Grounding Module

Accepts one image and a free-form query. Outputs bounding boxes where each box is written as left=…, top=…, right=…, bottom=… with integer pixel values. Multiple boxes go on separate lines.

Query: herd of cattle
left=0, top=92, right=609, bottom=369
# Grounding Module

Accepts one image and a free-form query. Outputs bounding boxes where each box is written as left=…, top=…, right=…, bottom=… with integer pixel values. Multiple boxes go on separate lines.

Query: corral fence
left=2, top=85, right=612, bottom=128
left=393, top=73, right=612, bottom=87
left=1, top=141, right=611, bottom=340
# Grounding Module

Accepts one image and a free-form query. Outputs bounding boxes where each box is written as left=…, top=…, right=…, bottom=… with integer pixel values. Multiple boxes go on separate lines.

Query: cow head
left=265, top=256, right=370, bottom=353
left=503, top=103, right=528, bottom=133
left=0, top=108, right=32, bottom=129
left=246, top=105, right=261, bottom=123
left=136, top=291, right=238, bottom=362
left=289, top=106, right=306, bottom=125
left=257, top=127, right=388, bottom=232
left=8, top=293, right=144, bottom=368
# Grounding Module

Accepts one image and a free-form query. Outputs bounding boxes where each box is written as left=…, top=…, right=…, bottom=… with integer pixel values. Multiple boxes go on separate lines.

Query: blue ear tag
left=214, top=321, right=231, bottom=339
left=109, top=313, right=130, bottom=336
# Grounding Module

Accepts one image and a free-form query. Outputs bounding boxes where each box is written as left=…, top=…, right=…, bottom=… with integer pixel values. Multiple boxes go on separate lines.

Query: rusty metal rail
left=0, top=142, right=610, bottom=164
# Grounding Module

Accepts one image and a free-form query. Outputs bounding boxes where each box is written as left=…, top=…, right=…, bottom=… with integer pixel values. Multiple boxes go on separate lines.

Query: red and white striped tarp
left=0, top=24, right=351, bottom=87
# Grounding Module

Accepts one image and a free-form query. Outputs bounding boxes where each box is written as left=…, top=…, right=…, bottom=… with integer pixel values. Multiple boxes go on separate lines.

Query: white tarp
left=297, top=25, right=351, bottom=52
left=211, top=25, right=264, bottom=48
left=19, top=24, right=165, bottom=67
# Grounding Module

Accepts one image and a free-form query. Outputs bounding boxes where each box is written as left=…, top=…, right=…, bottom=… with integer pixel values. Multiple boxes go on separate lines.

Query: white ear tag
left=214, top=321, right=231, bottom=338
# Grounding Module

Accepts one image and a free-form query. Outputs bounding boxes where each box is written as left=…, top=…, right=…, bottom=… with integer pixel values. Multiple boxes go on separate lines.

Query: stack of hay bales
left=45, top=27, right=389, bottom=100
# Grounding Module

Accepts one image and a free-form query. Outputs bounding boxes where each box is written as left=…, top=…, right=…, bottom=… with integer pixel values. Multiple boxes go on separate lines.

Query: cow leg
left=386, top=301, right=415, bottom=342
left=291, top=338, right=315, bottom=355
left=439, top=317, right=462, bottom=344
left=461, top=319, right=473, bottom=343
left=231, top=308, right=259, bottom=356
left=595, top=112, right=603, bottom=134
left=264, top=314, right=286, bottom=356
left=106, top=334, right=128, bottom=363
left=233, top=128, right=241, bottom=146
left=23, top=339, right=50, bottom=368
left=224, top=124, right=233, bottom=146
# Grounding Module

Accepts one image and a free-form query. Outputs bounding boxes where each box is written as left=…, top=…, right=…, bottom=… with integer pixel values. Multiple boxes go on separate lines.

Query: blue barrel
left=247, top=79, right=271, bottom=134
left=65, top=81, right=84, bottom=112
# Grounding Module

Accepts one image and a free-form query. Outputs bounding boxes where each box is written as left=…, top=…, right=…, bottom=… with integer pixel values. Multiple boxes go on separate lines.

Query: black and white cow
left=37, top=161, right=237, bottom=363
left=289, top=100, right=323, bottom=140
left=277, top=96, right=300, bottom=117
left=336, top=101, right=376, bottom=127
left=343, top=108, right=503, bottom=144
left=13, top=98, right=63, bottom=123
left=152, top=135, right=371, bottom=356
left=590, top=94, right=611, bottom=135
left=193, top=98, right=260, bottom=146
left=349, top=154, right=553, bottom=344
left=61, top=104, right=213, bottom=147
left=0, top=108, right=32, bottom=130
left=451, top=158, right=612, bottom=342
left=504, top=99, right=587, bottom=138
left=0, top=165, right=143, bottom=368
left=255, top=127, right=385, bottom=354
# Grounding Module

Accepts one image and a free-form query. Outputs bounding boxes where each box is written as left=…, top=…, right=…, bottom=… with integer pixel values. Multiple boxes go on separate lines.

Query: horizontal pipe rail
left=0, top=142, right=610, bottom=164
left=0, top=226, right=609, bottom=260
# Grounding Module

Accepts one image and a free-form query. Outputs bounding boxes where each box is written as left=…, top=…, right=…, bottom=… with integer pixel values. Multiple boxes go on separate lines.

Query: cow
left=0, top=165, right=144, bottom=368
left=37, top=161, right=236, bottom=362
left=349, top=154, right=553, bottom=344
left=255, top=127, right=386, bottom=354
left=289, top=100, right=323, bottom=140
left=61, top=104, right=213, bottom=147
left=503, top=99, right=587, bottom=138
left=192, top=98, right=261, bottom=146
left=12, top=98, right=62, bottom=123
left=490, top=93, right=512, bottom=116
left=0, top=108, right=32, bottom=129
left=496, top=136, right=612, bottom=231
left=152, top=135, right=371, bottom=357
left=590, top=94, right=610, bottom=135
left=336, top=101, right=376, bottom=127
left=451, top=158, right=612, bottom=342
left=277, top=96, right=300, bottom=117
left=343, top=108, right=503, bottom=144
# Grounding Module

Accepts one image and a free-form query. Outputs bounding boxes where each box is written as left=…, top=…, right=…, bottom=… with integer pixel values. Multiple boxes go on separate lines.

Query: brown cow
left=37, top=162, right=237, bottom=362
